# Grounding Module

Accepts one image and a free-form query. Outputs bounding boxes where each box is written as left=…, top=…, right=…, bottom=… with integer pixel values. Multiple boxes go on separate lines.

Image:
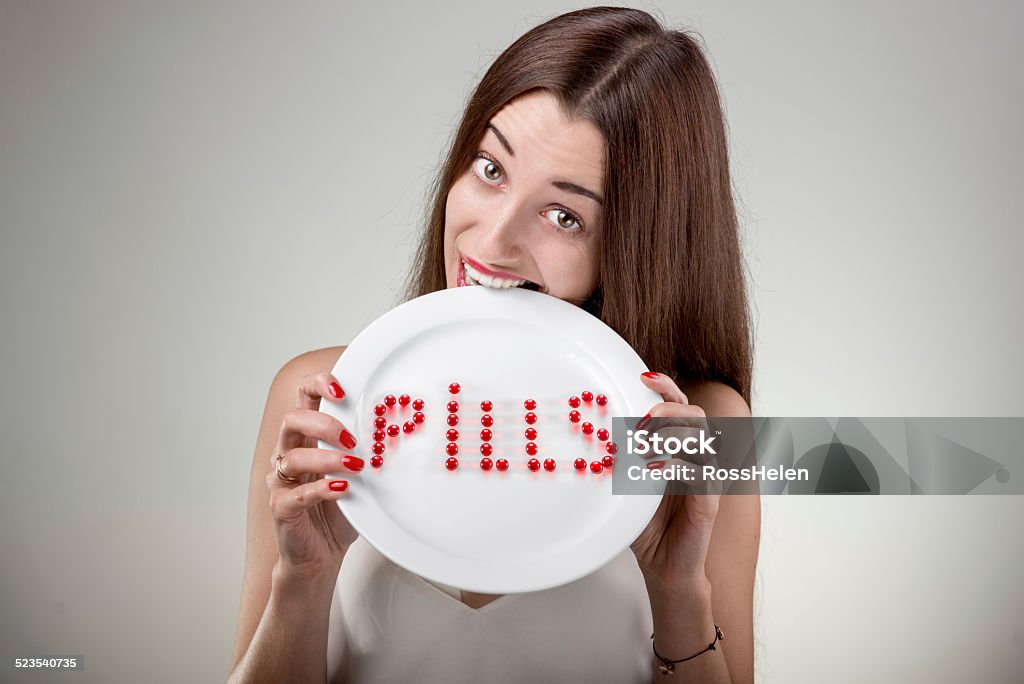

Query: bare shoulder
left=274, top=345, right=348, bottom=385
left=680, top=379, right=751, bottom=418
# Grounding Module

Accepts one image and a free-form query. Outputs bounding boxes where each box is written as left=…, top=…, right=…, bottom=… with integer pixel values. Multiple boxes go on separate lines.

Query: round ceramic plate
left=319, top=286, right=664, bottom=594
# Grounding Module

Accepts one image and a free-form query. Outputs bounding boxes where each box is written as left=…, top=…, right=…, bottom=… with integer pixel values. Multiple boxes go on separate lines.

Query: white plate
left=319, top=286, right=664, bottom=594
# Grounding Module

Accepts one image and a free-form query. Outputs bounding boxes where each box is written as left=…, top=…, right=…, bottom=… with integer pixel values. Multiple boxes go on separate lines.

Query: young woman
left=230, top=7, right=759, bottom=683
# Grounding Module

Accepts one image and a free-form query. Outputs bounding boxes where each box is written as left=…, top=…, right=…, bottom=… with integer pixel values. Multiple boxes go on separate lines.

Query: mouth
left=457, top=257, right=542, bottom=291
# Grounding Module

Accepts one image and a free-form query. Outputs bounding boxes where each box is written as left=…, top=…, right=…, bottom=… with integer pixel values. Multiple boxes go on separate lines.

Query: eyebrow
left=486, top=123, right=605, bottom=205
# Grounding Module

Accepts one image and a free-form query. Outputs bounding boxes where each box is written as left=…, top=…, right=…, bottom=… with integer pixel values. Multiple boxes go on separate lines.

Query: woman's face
left=443, top=90, right=605, bottom=305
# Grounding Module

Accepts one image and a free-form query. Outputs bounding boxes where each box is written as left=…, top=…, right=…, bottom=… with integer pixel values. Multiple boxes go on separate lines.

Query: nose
left=474, top=203, right=529, bottom=264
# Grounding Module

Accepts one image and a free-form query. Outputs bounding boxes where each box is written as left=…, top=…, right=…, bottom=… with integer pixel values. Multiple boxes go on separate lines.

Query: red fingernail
left=635, top=413, right=652, bottom=430
left=329, top=480, right=348, bottom=491
left=340, top=429, right=357, bottom=449
left=642, top=372, right=660, bottom=379
left=646, top=460, right=665, bottom=469
left=328, top=382, right=344, bottom=399
left=343, top=455, right=364, bottom=471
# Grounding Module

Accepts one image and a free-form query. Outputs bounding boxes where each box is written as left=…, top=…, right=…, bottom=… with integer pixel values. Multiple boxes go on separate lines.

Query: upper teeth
left=464, top=261, right=527, bottom=289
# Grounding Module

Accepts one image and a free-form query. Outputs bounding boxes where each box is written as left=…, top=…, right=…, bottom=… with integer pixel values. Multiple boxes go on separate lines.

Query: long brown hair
left=403, top=6, right=753, bottom=407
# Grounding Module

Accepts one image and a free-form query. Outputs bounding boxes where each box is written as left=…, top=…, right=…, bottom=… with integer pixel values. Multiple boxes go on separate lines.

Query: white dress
left=326, top=536, right=654, bottom=683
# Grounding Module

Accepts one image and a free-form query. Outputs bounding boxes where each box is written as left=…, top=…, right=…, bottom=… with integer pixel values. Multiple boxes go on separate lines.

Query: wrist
left=272, top=556, right=343, bottom=599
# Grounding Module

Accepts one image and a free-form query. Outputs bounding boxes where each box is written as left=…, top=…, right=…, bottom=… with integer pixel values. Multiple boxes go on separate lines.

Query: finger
left=274, top=448, right=365, bottom=483
left=635, top=402, right=707, bottom=431
left=640, top=371, right=688, bottom=405
left=271, top=477, right=350, bottom=523
left=277, top=408, right=358, bottom=455
left=296, top=371, right=347, bottom=410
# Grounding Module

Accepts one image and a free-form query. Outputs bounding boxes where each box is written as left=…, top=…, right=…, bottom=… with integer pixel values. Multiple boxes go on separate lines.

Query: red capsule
left=398, top=394, right=411, bottom=406
left=481, top=414, right=494, bottom=427
left=581, top=391, right=593, bottom=402
left=374, top=404, right=387, bottom=416
left=446, top=429, right=459, bottom=441
left=568, top=396, right=581, bottom=408
left=445, top=457, right=459, bottom=471
left=581, top=422, right=594, bottom=435
left=373, top=429, right=386, bottom=442
left=543, top=458, right=556, bottom=472
left=525, top=412, right=537, bottom=424
left=525, top=427, right=537, bottom=440
left=525, top=442, right=538, bottom=456
left=569, top=410, right=581, bottom=423
left=480, top=400, right=493, bottom=412
left=403, top=421, right=416, bottom=434
left=413, top=411, right=426, bottom=424
left=595, top=394, right=608, bottom=406
left=480, top=428, right=492, bottom=442
left=446, top=442, right=459, bottom=456
left=574, top=458, right=587, bottom=471
left=606, top=442, right=618, bottom=454
left=371, top=454, right=384, bottom=468
left=495, top=458, right=509, bottom=471
left=387, top=424, right=400, bottom=437
left=446, top=413, right=459, bottom=427
left=480, top=443, right=493, bottom=457
left=448, top=383, right=461, bottom=394
left=524, top=399, right=536, bottom=410
left=480, top=457, right=493, bottom=471
left=590, top=460, right=604, bottom=474
left=372, top=441, right=385, bottom=455
left=384, top=394, right=397, bottom=407
left=596, top=428, right=609, bottom=441
left=527, top=458, right=541, bottom=472
left=447, top=400, right=459, bottom=413
left=602, top=454, right=615, bottom=468
left=374, top=416, right=387, bottom=429
left=412, top=398, right=425, bottom=411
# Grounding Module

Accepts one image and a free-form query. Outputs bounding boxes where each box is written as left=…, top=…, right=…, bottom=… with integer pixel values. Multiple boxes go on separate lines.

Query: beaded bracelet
left=650, top=624, right=725, bottom=675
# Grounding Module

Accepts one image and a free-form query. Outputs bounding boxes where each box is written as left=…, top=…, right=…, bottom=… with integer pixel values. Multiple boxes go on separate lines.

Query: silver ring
left=275, top=454, right=301, bottom=484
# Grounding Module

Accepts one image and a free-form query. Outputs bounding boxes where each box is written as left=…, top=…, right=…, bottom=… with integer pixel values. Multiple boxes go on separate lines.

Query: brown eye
left=556, top=210, right=575, bottom=228
left=472, top=156, right=504, bottom=184
left=543, top=208, right=583, bottom=233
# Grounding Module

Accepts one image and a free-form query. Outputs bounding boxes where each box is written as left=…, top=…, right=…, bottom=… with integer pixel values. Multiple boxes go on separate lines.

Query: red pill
left=371, top=454, right=384, bottom=468
left=403, top=421, right=416, bottom=434
left=480, top=457, right=493, bottom=471
left=372, top=441, right=385, bottom=455
left=596, top=428, right=609, bottom=441
left=373, top=429, right=386, bottom=442
left=602, top=454, right=615, bottom=468
left=398, top=394, right=411, bottom=406
left=543, top=458, right=556, bottom=472
left=590, top=460, right=603, bottom=473
left=446, top=413, right=459, bottom=427
left=525, top=427, right=537, bottom=440
left=412, top=398, right=425, bottom=411
left=449, top=383, right=461, bottom=394
left=445, top=457, right=459, bottom=471
left=446, top=429, right=459, bottom=441
left=581, top=391, right=593, bottom=402
left=581, top=422, right=594, bottom=435
left=495, top=458, right=509, bottom=471
left=374, top=416, right=387, bottom=429
left=606, top=442, right=618, bottom=454
left=481, top=414, right=494, bottom=427
left=413, top=411, right=426, bottom=424
left=525, top=442, right=538, bottom=456
left=574, top=458, right=587, bottom=471
left=480, top=428, right=492, bottom=442
left=595, top=394, right=608, bottom=406
left=568, top=396, right=581, bottom=408
left=569, top=410, right=581, bottom=423
left=525, top=412, right=537, bottom=424
left=374, top=404, right=387, bottom=416
left=527, top=458, right=541, bottom=472
left=480, top=443, right=493, bottom=456
left=387, top=424, right=400, bottom=437
left=524, top=399, right=536, bottom=410
left=384, top=394, right=397, bottom=407
left=447, top=400, right=459, bottom=413
left=480, top=400, right=493, bottom=412
left=446, top=442, right=458, bottom=456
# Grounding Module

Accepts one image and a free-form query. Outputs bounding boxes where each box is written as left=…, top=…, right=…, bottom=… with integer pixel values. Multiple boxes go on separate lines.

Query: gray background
left=2, top=1, right=1022, bottom=682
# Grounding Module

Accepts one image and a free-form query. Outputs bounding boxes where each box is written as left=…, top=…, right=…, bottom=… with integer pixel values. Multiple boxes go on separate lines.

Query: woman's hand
left=629, top=371, right=722, bottom=597
left=266, top=371, right=363, bottom=582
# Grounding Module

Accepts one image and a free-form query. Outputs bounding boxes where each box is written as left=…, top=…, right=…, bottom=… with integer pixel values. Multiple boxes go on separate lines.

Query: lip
left=461, top=254, right=529, bottom=283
